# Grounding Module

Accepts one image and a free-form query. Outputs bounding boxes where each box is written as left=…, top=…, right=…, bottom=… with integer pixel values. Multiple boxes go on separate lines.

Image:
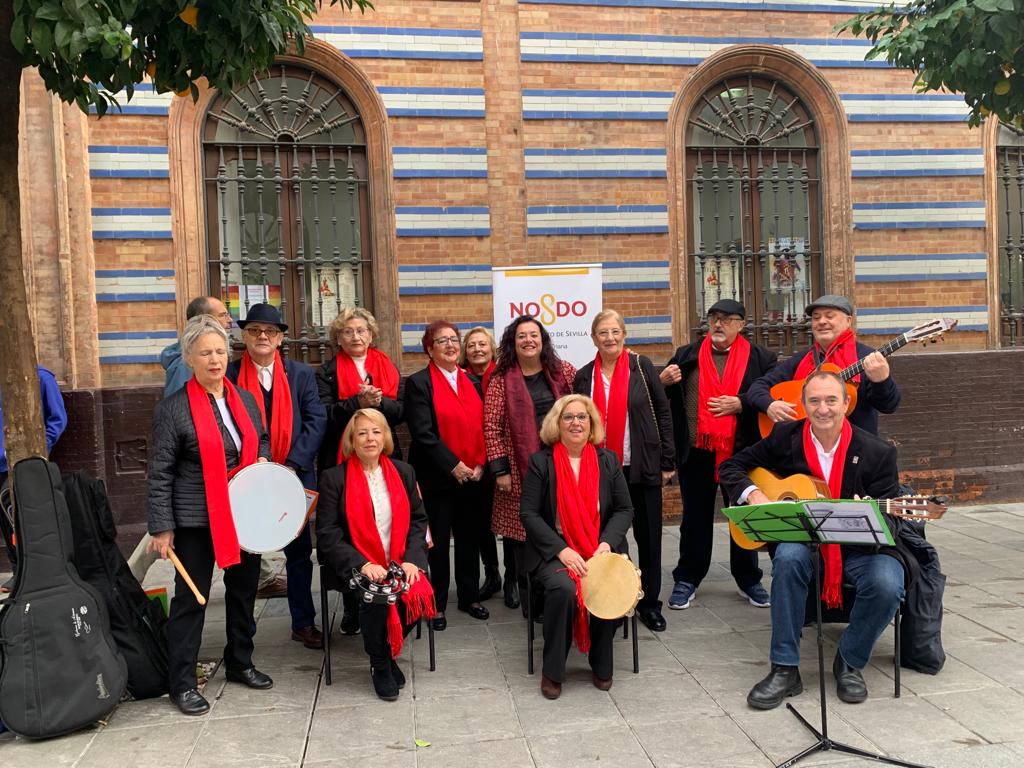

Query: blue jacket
left=0, top=366, right=68, bottom=474
left=226, top=357, right=327, bottom=489
left=160, top=341, right=192, bottom=397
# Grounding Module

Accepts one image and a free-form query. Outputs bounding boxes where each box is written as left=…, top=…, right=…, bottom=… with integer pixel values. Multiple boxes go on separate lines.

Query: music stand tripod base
left=723, top=501, right=933, bottom=768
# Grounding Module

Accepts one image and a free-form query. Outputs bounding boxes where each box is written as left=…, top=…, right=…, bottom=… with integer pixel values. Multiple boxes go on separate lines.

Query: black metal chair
left=319, top=563, right=436, bottom=685
left=525, top=569, right=639, bottom=676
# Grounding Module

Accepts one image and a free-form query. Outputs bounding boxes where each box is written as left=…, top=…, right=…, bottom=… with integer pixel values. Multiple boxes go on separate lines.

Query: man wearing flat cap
left=746, top=295, right=901, bottom=436
left=659, top=299, right=778, bottom=611
left=227, top=303, right=327, bottom=649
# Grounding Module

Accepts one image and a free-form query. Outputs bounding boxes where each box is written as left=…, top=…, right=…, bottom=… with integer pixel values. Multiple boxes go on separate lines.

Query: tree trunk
left=0, top=6, right=46, bottom=467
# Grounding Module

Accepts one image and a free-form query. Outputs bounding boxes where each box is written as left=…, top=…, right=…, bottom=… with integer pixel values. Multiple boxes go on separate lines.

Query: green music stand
left=723, top=500, right=928, bottom=768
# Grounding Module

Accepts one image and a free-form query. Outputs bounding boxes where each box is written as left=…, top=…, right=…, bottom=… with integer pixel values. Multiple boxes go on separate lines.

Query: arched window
left=685, top=75, right=822, bottom=351
left=203, top=64, right=371, bottom=362
left=997, top=123, right=1024, bottom=347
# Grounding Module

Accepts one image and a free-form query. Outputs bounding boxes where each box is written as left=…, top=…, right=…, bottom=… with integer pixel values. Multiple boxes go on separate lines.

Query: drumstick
left=167, top=549, right=207, bottom=606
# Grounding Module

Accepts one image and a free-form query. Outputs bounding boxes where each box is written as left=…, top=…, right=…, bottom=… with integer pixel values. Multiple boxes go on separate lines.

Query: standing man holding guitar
left=748, top=295, right=901, bottom=435
left=660, top=300, right=777, bottom=611
left=719, top=370, right=904, bottom=710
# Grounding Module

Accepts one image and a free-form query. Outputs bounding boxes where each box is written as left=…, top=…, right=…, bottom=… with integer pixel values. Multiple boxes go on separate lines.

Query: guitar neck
left=838, top=334, right=908, bottom=381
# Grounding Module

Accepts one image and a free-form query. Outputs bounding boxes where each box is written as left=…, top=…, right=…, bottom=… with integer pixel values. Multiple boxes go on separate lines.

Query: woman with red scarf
left=405, top=321, right=490, bottom=630
left=316, top=410, right=432, bottom=701
left=316, top=307, right=403, bottom=635
left=147, top=315, right=272, bottom=716
left=458, top=326, right=501, bottom=603
left=484, top=316, right=576, bottom=614
left=520, top=395, right=634, bottom=700
left=573, top=309, right=675, bottom=633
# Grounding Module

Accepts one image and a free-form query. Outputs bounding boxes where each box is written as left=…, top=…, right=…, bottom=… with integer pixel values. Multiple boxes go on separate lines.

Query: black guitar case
left=61, top=471, right=168, bottom=699
left=0, top=457, right=127, bottom=738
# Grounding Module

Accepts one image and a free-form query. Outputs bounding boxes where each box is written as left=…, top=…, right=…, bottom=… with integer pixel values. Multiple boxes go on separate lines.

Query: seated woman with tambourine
left=519, top=394, right=634, bottom=700
left=316, top=409, right=434, bottom=702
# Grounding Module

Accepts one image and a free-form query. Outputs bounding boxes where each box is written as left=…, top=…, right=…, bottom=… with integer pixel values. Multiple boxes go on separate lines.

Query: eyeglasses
left=433, top=335, right=460, bottom=346
left=595, top=329, right=623, bottom=339
left=560, top=412, right=590, bottom=424
left=244, top=327, right=282, bottom=338
left=708, top=314, right=744, bottom=326
left=340, top=328, right=370, bottom=338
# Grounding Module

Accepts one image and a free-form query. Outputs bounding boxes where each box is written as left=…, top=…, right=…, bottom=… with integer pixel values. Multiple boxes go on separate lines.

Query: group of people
left=145, top=290, right=910, bottom=714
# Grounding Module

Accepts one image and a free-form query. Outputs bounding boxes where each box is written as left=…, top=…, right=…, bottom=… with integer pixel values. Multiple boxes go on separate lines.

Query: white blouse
left=364, top=465, right=392, bottom=553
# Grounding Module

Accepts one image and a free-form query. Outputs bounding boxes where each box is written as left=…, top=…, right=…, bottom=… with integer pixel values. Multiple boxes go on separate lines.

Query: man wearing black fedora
left=227, top=303, right=327, bottom=649
left=659, top=299, right=778, bottom=612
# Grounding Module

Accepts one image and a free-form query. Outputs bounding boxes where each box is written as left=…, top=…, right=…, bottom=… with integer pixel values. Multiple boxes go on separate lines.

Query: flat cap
left=707, top=299, right=746, bottom=319
left=804, top=294, right=853, bottom=316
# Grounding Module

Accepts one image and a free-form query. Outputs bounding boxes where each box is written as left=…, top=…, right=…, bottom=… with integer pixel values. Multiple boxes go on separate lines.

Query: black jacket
left=573, top=353, right=675, bottom=485
left=147, top=386, right=271, bottom=534
left=315, top=458, right=429, bottom=584
left=719, top=420, right=900, bottom=554
left=746, top=341, right=901, bottom=435
left=519, top=446, right=634, bottom=574
left=404, top=366, right=485, bottom=492
left=226, top=356, right=327, bottom=489
left=664, top=340, right=778, bottom=466
left=315, top=355, right=403, bottom=473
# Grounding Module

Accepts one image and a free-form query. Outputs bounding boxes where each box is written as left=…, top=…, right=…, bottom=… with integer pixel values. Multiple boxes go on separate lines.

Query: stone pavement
left=2, top=503, right=1024, bottom=768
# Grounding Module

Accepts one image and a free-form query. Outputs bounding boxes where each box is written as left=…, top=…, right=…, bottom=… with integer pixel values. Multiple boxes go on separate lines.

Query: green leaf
left=10, top=13, right=27, bottom=53
left=32, top=20, right=55, bottom=58
left=35, top=2, right=64, bottom=20
left=54, top=20, right=74, bottom=49
left=414, top=739, right=431, bottom=748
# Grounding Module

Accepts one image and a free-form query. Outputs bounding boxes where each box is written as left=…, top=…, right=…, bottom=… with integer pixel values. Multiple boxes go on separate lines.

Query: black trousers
left=672, top=447, right=762, bottom=590
left=476, top=481, right=499, bottom=573
left=359, top=600, right=416, bottom=667
left=165, top=527, right=262, bottom=695
left=423, top=482, right=483, bottom=612
left=625, top=468, right=664, bottom=612
left=535, top=558, right=616, bottom=683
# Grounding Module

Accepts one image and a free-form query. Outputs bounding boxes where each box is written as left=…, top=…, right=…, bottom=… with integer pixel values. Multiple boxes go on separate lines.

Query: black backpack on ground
left=0, top=457, right=128, bottom=738
left=61, top=471, right=169, bottom=700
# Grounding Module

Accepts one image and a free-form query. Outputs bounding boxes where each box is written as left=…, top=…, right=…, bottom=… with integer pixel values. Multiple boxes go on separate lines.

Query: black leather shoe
left=747, top=664, right=803, bottom=710
left=503, top=580, right=520, bottom=609
left=390, top=659, right=406, bottom=689
left=639, top=609, right=666, bottom=632
left=459, top=603, right=489, bottom=621
left=431, top=613, right=447, bottom=631
left=172, top=688, right=210, bottom=716
left=371, top=665, right=399, bottom=701
left=225, top=667, right=274, bottom=690
left=479, top=569, right=502, bottom=601
left=833, top=652, right=868, bottom=703
left=340, top=610, right=360, bottom=636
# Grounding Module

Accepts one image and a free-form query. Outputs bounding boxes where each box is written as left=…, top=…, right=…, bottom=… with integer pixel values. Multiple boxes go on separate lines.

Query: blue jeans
left=769, top=543, right=904, bottom=670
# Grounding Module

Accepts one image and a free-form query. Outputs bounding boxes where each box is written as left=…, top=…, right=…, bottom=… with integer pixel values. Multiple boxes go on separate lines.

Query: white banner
left=492, top=264, right=602, bottom=368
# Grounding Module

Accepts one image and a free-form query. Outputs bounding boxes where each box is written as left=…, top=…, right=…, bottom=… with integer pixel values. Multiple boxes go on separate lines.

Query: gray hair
left=181, top=314, right=229, bottom=357
left=186, top=296, right=219, bottom=320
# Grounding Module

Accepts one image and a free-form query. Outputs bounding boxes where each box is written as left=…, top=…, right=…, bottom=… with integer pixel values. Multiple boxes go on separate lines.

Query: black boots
left=480, top=568, right=502, bottom=601
left=833, top=652, right=868, bottom=703
left=747, top=664, right=803, bottom=710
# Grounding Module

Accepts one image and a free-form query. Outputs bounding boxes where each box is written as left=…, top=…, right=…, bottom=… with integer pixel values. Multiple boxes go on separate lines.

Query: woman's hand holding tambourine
left=360, top=562, right=388, bottom=582
left=401, top=562, right=421, bottom=584
left=558, top=547, right=588, bottom=577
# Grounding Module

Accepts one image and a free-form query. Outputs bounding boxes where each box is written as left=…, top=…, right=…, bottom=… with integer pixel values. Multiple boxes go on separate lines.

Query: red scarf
left=186, top=377, right=258, bottom=569
left=801, top=419, right=853, bottom=609
left=553, top=442, right=600, bottom=653
left=429, top=362, right=486, bottom=468
left=590, top=352, right=630, bottom=465
left=335, top=349, right=400, bottom=463
left=236, top=350, right=293, bottom=465
left=794, top=328, right=860, bottom=383
left=344, top=456, right=436, bottom=658
left=696, top=335, right=751, bottom=479
left=480, top=359, right=496, bottom=395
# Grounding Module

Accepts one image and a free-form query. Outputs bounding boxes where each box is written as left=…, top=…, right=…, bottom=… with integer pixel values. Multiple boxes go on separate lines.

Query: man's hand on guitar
left=746, top=489, right=771, bottom=506
left=766, top=399, right=798, bottom=423
left=861, top=351, right=890, bottom=383
left=708, top=395, right=741, bottom=416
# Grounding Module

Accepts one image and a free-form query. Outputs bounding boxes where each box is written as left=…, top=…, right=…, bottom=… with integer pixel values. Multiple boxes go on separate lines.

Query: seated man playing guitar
left=748, top=295, right=900, bottom=436
left=719, top=370, right=904, bottom=710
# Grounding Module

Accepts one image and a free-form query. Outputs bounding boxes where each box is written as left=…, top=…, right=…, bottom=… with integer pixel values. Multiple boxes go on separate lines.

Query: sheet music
left=803, top=500, right=894, bottom=546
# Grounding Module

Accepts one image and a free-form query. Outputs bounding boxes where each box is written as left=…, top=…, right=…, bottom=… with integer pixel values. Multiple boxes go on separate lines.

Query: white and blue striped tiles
left=95, top=269, right=176, bottom=302
left=855, top=254, right=987, bottom=283
left=98, top=331, right=177, bottom=365
left=309, top=26, right=483, bottom=60
left=852, top=202, right=986, bottom=230
left=398, top=262, right=670, bottom=297
left=89, top=146, right=169, bottom=178
left=91, top=208, right=172, bottom=239
left=519, top=0, right=883, bottom=11
left=856, top=306, right=987, bottom=335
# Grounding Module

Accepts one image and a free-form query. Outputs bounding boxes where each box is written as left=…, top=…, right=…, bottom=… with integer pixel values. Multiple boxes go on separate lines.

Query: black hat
left=237, top=303, right=288, bottom=332
left=707, top=299, right=746, bottom=319
left=804, top=295, right=853, bottom=317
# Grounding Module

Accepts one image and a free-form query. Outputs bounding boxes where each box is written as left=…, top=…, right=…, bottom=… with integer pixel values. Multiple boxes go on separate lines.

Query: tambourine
left=348, top=561, right=410, bottom=605
left=580, top=551, right=643, bottom=620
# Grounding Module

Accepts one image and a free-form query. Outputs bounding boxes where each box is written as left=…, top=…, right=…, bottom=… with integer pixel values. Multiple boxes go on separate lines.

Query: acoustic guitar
left=729, top=468, right=948, bottom=550
left=756, top=318, right=958, bottom=439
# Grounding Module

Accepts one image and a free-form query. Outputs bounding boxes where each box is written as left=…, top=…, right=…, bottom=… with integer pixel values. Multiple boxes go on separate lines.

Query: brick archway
left=167, top=39, right=400, bottom=361
left=666, top=46, right=853, bottom=343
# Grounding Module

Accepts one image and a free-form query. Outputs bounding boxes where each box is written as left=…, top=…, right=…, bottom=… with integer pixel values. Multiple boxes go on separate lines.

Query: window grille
left=997, top=123, right=1024, bottom=347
